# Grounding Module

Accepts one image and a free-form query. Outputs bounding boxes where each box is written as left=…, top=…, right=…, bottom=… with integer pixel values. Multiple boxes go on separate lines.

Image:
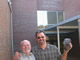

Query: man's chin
left=25, top=51, right=30, bottom=53
left=25, top=50, right=30, bottom=53
left=39, top=43, right=44, bottom=45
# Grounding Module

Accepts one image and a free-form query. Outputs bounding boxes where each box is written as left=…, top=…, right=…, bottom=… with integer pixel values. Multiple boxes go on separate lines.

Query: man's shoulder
left=48, top=44, right=58, bottom=49
left=48, top=44, right=56, bottom=47
left=32, top=45, right=38, bottom=50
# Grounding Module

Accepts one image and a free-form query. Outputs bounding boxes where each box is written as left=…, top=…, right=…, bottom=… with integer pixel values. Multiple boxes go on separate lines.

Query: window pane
left=37, top=11, right=48, bottom=29
left=47, top=12, right=57, bottom=24
left=58, top=12, right=63, bottom=23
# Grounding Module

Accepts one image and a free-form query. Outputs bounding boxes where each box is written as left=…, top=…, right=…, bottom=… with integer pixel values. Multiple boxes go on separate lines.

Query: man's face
left=20, top=41, right=31, bottom=54
left=36, top=32, right=47, bottom=45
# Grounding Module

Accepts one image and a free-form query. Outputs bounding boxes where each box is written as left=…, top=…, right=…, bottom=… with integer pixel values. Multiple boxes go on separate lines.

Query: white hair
left=20, top=40, right=31, bottom=45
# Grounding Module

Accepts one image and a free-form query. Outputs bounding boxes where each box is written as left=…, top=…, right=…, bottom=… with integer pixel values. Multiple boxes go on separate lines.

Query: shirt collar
left=37, top=43, right=50, bottom=50
left=21, top=52, right=32, bottom=56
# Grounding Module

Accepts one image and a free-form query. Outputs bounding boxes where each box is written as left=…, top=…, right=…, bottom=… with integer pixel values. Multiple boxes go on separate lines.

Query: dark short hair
left=35, top=30, right=46, bottom=37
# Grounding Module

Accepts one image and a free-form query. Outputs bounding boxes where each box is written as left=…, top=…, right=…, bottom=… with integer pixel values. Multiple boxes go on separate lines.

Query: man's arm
left=61, top=43, right=72, bottom=60
left=13, top=52, right=20, bottom=60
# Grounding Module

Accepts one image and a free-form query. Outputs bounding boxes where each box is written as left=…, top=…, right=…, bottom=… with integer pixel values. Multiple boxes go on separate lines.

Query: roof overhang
left=43, top=15, right=80, bottom=31
left=42, top=15, right=80, bottom=34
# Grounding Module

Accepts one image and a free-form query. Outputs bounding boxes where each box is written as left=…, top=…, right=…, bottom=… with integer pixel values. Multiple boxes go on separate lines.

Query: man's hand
left=13, top=52, right=20, bottom=60
left=64, top=43, right=72, bottom=53
left=61, top=43, right=72, bottom=60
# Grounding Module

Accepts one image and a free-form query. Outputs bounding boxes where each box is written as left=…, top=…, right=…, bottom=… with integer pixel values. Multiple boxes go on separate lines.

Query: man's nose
left=40, top=37, right=43, bottom=40
left=25, top=46, right=28, bottom=48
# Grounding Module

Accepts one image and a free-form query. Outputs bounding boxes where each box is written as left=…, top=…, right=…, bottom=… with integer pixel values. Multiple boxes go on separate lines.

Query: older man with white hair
left=13, top=40, right=35, bottom=60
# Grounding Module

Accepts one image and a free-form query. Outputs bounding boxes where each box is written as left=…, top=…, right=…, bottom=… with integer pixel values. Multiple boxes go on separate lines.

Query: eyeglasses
left=37, top=36, right=45, bottom=39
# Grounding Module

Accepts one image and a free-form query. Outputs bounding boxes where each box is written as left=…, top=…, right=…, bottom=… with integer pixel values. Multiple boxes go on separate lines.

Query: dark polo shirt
left=32, top=44, right=61, bottom=60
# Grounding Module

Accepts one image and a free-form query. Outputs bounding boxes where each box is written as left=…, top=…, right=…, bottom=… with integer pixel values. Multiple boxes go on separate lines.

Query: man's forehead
left=21, top=40, right=30, bottom=45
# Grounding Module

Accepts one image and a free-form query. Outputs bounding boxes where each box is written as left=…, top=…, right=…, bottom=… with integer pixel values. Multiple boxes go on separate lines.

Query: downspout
left=8, top=0, right=14, bottom=55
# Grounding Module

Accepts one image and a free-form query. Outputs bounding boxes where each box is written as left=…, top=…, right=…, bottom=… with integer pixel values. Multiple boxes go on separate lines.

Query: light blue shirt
left=20, top=52, right=35, bottom=60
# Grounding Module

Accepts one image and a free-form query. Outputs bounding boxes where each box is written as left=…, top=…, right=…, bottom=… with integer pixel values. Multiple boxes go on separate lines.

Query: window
left=37, top=11, right=64, bottom=29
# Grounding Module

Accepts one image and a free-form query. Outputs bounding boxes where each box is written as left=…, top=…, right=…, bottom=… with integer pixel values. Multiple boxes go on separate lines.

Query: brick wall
left=37, top=0, right=64, bottom=11
left=64, top=0, right=80, bottom=19
left=12, top=0, right=37, bottom=52
left=0, top=0, right=12, bottom=60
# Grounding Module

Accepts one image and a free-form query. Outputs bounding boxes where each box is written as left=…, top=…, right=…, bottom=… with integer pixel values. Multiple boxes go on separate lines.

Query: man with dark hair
left=32, top=30, right=72, bottom=60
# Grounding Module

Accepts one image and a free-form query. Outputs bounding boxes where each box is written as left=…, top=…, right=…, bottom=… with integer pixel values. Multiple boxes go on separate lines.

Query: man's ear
left=35, top=37, right=37, bottom=40
left=46, top=36, right=49, bottom=40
